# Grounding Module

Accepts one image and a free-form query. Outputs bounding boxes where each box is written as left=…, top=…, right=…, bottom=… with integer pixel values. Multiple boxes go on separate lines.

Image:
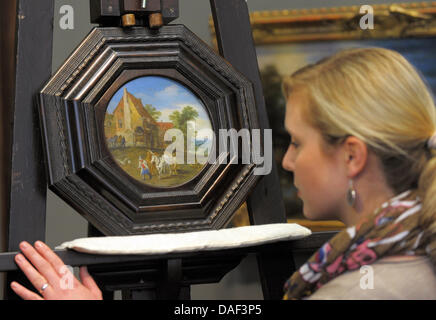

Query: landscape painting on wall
left=104, top=76, right=213, bottom=188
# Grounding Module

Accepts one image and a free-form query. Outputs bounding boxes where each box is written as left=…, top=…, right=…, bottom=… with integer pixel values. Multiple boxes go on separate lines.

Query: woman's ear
left=343, top=136, right=368, bottom=178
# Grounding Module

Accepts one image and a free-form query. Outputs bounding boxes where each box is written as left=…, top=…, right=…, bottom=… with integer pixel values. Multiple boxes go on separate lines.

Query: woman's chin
left=302, top=208, right=314, bottom=220
left=302, top=207, right=321, bottom=221
left=303, top=205, right=341, bottom=222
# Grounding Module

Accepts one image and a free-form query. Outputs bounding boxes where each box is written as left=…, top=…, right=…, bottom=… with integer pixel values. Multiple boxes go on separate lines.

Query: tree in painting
left=169, top=106, right=199, bottom=137
left=144, top=104, right=162, bottom=121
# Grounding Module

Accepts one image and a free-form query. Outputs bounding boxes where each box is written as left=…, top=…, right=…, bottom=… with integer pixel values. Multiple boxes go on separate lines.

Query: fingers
left=14, top=253, right=54, bottom=296
left=10, top=282, right=44, bottom=300
left=34, top=241, right=66, bottom=274
left=18, top=242, right=59, bottom=286
left=34, top=241, right=83, bottom=289
left=15, top=242, right=103, bottom=300
left=80, top=266, right=102, bottom=297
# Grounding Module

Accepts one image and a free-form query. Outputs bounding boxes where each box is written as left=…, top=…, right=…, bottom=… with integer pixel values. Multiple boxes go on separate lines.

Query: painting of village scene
left=104, top=76, right=213, bottom=188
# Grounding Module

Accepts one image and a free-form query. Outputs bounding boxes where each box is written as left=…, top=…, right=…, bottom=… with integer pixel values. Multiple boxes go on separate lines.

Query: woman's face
left=282, top=90, right=348, bottom=221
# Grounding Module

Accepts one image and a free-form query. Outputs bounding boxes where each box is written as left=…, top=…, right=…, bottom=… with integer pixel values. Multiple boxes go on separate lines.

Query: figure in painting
left=146, top=151, right=159, bottom=176
left=138, top=156, right=152, bottom=180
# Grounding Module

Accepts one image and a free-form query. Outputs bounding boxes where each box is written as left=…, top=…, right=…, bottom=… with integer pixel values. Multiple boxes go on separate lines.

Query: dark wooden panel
left=210, top=1, right=286, bottom=224
left=0, top=0, right=17, bottom=254
left=3, top=0, right=54, bottom=300
left=0, top=0, right=18, bottom=300
left=6, top=0, right=54, bottom=250
left=210, top=0, right=293, bottom=300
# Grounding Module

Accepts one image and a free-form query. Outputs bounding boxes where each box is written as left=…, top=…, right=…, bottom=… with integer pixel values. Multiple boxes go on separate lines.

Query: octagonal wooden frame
left=38, top=25, right=262, bottom=235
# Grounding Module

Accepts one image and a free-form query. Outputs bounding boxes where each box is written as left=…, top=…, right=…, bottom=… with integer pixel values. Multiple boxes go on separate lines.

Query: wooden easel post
left=210, top=0, right=296, bottom=300
left=1, top=0, right=54, bottom=299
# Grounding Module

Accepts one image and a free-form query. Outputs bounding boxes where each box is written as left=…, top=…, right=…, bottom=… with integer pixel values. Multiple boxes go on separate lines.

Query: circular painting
left=104, top=76, right=213, bottom=188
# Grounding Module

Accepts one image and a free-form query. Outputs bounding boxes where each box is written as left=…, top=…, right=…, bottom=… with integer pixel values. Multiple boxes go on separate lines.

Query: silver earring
left=347, top=179, right=356, bottom=207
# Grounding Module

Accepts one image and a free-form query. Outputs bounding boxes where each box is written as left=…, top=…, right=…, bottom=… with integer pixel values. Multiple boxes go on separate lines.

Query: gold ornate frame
left=218, top=2, right=436, bottom=232
left=211, top=2, right=436, bottom=46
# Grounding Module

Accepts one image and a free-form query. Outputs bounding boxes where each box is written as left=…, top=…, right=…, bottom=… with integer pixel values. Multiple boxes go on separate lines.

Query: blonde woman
left=10, top=47, right=436, bottom=300
left=282, top=47, right=436, bottom=299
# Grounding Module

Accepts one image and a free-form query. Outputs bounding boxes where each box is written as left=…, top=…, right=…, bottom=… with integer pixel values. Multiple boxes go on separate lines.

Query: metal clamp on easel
left=90, top=0, right=179, bottom=28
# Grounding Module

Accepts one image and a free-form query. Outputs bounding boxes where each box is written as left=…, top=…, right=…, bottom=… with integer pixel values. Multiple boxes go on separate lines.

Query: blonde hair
left=282, top=47, right=436, bottom=236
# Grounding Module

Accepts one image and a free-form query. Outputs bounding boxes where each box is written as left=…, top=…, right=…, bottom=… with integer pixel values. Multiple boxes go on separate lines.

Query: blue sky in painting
left=106, top=76, right=211, bottom=127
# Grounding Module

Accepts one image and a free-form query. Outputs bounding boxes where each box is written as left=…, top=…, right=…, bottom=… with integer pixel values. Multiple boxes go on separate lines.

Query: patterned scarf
left=283, top=189, right=434, bottom=300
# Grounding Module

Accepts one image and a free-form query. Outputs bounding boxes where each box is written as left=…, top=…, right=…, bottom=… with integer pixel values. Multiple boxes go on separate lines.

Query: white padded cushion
left=56, top=223, right=311, bottom=255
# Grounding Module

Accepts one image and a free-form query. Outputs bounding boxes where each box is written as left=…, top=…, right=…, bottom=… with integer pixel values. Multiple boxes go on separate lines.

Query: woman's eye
left=289, top=138, right=299, bottom=148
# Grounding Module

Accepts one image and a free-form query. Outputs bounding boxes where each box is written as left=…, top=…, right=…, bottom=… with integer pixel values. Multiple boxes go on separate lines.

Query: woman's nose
left=282, top=147, right=295, bottom=172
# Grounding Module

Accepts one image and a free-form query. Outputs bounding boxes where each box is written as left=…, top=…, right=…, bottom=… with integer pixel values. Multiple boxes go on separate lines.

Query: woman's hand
left=11, top=241, right=103, bottom=300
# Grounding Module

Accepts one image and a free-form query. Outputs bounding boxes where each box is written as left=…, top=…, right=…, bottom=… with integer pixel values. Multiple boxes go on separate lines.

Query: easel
left=1, top=0, right=336, bottom=300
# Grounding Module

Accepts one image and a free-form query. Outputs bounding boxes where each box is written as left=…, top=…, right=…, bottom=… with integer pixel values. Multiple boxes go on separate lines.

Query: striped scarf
left=283, top=189, right=434, bottom=299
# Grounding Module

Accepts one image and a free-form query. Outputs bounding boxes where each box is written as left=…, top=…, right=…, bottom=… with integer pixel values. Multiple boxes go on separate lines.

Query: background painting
left=257, top=37, right=436, bottom=221
left=104, top=76, right=213, bottom=188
